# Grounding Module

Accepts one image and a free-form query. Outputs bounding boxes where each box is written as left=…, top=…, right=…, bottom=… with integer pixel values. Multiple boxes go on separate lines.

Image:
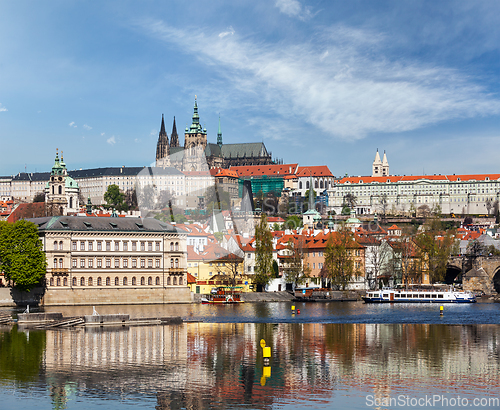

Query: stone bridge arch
left=454, top=256, right=500, bottom=294
left=445, top=259, right=463, bottom=284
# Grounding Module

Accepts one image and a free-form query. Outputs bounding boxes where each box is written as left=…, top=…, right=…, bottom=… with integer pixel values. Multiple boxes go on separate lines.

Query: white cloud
left=69, top=121, right=77, bottom=128
left=219, top=26, right=235, bottom=38
left=83, top=124, right=92, bottom=130
left=0, top=103, right=7, bottom=112
left=107, top=136, right=116, bottom=145
left=275, top=0, right=312, bottom=20
left=139, top=21, right=500, bottom=141
left=101, top=132, right=105, bottom=136
left=134, top=138, right=141, bottom=143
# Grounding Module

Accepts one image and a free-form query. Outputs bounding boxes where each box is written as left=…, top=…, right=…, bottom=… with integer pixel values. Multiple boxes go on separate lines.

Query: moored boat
left=201, top=286, right=244, bottom=304
left=362, top=285, right=476, bottom=303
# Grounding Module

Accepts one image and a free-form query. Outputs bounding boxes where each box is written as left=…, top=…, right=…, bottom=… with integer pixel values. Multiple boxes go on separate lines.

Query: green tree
left=0, top=220, right=47, bottom=292
left=254, top=214, right=273, bottom=291
left=283, top=215, right=303, bottom=230
left=323, top=227, right=357, bottom=290
left=282, top=237, right=310, bottom=288
left=104, top=184, right=128, bottom=212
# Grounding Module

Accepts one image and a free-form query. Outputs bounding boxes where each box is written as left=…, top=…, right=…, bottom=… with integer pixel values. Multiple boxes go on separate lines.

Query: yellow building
left=187, top=244, right=252, bottom=294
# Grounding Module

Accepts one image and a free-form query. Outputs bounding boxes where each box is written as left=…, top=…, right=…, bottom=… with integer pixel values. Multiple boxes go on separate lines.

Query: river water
left=1, top=301, right=500, bottom=409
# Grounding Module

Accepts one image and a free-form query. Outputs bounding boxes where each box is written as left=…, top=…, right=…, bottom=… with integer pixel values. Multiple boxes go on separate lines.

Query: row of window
left=49, top=275, right=184, bottom=287
left=53, top=240, right=181, bottom=252
left=54, top=258, right=180, bottom=269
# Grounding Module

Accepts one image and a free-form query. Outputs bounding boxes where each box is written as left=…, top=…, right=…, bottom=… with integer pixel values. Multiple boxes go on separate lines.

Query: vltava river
left=1, top=302, right=500, bottom=409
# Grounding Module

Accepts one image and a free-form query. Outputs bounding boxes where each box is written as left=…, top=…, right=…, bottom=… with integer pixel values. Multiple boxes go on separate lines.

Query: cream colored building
left=30, top=215, right=191, bottom=305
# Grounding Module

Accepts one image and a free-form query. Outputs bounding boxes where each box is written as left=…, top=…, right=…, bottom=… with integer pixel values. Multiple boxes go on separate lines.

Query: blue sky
left=1, top=0, right=500, bottom=177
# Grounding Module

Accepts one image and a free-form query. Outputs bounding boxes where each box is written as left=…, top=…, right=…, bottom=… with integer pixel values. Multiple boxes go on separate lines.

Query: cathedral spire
left=217, top=115, right=222, bottom=148
left=160, top=113, right=166, bottom=136
left=170, top=116, right=179, bottom=147
left=156, top=114, right=170, bottom=163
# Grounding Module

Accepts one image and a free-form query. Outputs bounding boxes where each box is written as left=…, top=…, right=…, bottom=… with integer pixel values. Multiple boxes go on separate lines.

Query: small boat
left=201, top=286, right=244, bottom=304
left=362, top=285, right=476, bottom=303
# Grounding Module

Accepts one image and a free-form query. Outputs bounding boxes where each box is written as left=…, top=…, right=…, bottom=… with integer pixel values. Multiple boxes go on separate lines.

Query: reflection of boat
left=362, top=286, right=476, bottom=303
left=201, top=286, right=244, bottom=304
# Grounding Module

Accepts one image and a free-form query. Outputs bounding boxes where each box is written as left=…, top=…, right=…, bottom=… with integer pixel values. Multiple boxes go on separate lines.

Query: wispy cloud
left=219, top=26, right=235, bottom=38
left=101, top=132, right=105, bottom=136
left=275, top=0, right=312, bottom=20
left=107, top=136, right=116, bottom=145
left=83, top=124, right=92, bottom=130
left=139, top=20, right=500, bottom=141
left=69, top=121, right=77, bottom=128
left=0, top=103, right=7, bottom=112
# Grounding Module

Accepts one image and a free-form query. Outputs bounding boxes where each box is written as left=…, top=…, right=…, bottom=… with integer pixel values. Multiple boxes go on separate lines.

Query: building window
left=104, top=277, right=109, bottom=286
left=140, top=259, right=145, bottom=268
left=170, top=242, right=174, bottom=251
left=140, top=242, right=145, bottom=251
left=105, top=259, right=110, bottom=268
left=155, top=242, right=160, bottom=251
left=53, top=241, right=58, bottom=250
left=53, top=258, right=58, bottom=268
left=148, top=276, right=152, bottom=285
left=72, top=241, right=77, bottom=251
left=155, top=259, right=160, bottom=268
left=59, top=241, right=63, bottom=250
left=88, top=258, right=93, bottom=268
left=148, top=242, right=152, bottom=252
left=59, top=258, right=63, bottom=268
left=49, top=277, right=54, bottom=286
left=132, top=258, right=137, bottom=268
left=97, top=241, right=102, bottom=251
left=148, top=259, right=153, bottom=268
left=141, top=276, right=145, bottom=285
left=132, top=276, right=136, bottom=285
left=80, top=241, right=85, bottom=251
left=97, top=259, right=102, bottom=268
left=171, top=259, right=174, bottom=268
left=115, top=259, right=120, bottom=268
left=179, top=277, right=183, bottom=286
left=115, top=242, right=120, bottom=251
left=88, top=277, right=93, bottom=286
left=123, top=259, right=128, bottom=268
left=72, top=277, right=77, bottom=286
left=88, top=241, right=93, bottom=251
left=97, top=277, right=102, bottom=286
left=80, top=277, right=85, bottom=286
left=123, top=277, right=128, bottom=286
left=56, top=277, right=61, bottom=286
left=106, top=242, right=111, bottom=251
left=175, top=242, right=179, bottom=251
left=167, top=277, right=171, bottom=285
left=123, top=241, right=128, bottom=251
left=132, top=242, right=137, bottom=251
left=173, top=277, right=177, bottom=285
left=80, top=259, right=85, bottom=268
left=175, top=258, right=179, bottom=268
left=155, top=276, right=160, bottom=285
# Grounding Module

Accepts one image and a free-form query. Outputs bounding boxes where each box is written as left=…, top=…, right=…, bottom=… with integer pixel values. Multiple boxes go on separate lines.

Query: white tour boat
left=362, top=286, right=476, bottom=303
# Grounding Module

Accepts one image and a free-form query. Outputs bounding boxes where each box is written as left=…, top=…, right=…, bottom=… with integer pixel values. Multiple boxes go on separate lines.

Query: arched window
left=155, top=276, right=160, bottom=285
left=63, top=277, right=67, bottom=286
left=115, top=277, right=119, bottom=286
left=173, top=277, right=177, bottom=285
left=97, top=277, right=102, bottom=286
left=175, top=258, right=179, bottom=268
left=69, top=197, right=73, bottom=209
left=88, top=277, right=93, bottom=286
left=132, top=276, right=136, bottom=285
left=320, top=180, right=324, bottom=189
left=179, top=277, right=183, bottom=286
left=59, top=241, right=63, bottom=250
left=53, top=241, right=58, bottom=250
left=58, top=185, right=62, bottom=195
left=106, top=277, right=110, bottom=286
left=50, top=277, right=54, bottom=286
left=141, top=276, right=145, bottom=285
left=175, top=242, right=179, bottom=251
left=72, top=277, right=77, bottom=286
left=59, top=258, right=63, bottom=268
left=306, top=181, right=309, bottom=189
left=80, top=277, right=85, bottom=286
left=148, top=276, right=152, bottom=285
left=171, top=258, right=174, bottom=268
left=56, top=277, right=61, bottom=286
left=315, top=180, right=318, bottom=188
left=53, top=258, right=58, bottom=268
left=167, top=277, right=171, bottom=285
left=299, top=181, right=302, bottom=189
left=170, top=242, right=174, bottom=251
left=52, top=186, right=54, bottom=194
left=123, top=277, right=128, bottom=285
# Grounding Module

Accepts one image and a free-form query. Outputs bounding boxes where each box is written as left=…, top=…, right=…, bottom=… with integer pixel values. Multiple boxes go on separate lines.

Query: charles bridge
left=447, top=256, right=500, bottom=295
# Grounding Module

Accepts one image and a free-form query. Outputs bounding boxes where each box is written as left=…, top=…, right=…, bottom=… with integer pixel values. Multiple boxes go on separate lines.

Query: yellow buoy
left=260, top=339, right=266, bottom=349
left=440, top=305, right=444, bottom=315
left=263, top=346, right=271, bottom=358
left=263, top=366, right=271, bottom=378
left=291, top=305, right=295, bottom=311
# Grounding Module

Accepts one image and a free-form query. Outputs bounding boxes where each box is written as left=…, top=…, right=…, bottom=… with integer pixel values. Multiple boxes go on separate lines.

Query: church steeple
left=170, top=116, right=179, bottom=147
left=382, top=150, right=389, bottom=176
left=372, top=148, right=383, bottom=177
left=217, top=115, right=222, bottom=148
left=156, top=114, right=170, bottom=163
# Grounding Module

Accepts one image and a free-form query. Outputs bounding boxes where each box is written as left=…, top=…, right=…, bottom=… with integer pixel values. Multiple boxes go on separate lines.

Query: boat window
left=395, top=294, right=400, bottom=298
left=432, top=294, right=437, bottom=298
left=373, top=294, right=379, bottom=298
left=400, top=294, right=406, bottom=298
left=383, top=294, right=388, bottom=298
left=413, top=294, right=419, bottom=298
left=425, top=294, right=431, bottom=298
left=438, top=294, right=444, bottom=298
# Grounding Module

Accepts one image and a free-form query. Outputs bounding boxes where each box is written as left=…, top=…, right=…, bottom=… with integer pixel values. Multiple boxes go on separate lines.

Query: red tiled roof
left=230, top=164, right=298, bottom=177
left=296, top=166, right=333, bottom=178
left=337, top=173, right=500, bottom=184
left=7, top=203, right=46, bottom=223
left=186, top=272, right=197, bottom=284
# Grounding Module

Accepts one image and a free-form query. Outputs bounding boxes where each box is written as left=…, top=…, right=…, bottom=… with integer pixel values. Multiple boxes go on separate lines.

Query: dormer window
left=110, top=222, right=118, bottom=229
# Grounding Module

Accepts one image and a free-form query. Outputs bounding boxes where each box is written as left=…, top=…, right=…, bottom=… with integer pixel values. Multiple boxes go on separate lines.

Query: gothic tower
left=182, top=97, right=208, bottom=171
left=156, top=114, right=171, bottom=168
left=217, top=115, right=223, bottom=148
left=170, top=116, right=179, bottom=148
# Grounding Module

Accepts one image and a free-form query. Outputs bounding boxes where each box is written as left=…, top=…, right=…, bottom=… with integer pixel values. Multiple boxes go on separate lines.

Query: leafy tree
left=0, top=220, right=47, bottom=292
left=272, top=260, right=279, bottom=278
left=32, top=192, right=45, bottom=203
left=104, top=184, right=128, bottom=212
left=343, top=193, right=357, bottom=209
left=214, top=232, right=224, bottom=243
left=323, top=227, right=358, bottom=290
left=125, top=188, right=138, bottom=210
left=213, top=253, right=244, bottom=287
left=282, top=237, right=310, bottom=288
left=254, top=214, right=273, bottom=291
left=341, top=206, right=351, bottom=215
left=283, top=215, right=303, bottom=230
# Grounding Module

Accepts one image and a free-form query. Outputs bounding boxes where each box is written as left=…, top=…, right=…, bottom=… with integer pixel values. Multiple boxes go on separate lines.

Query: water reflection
left=1, top=323, right=499, bottom=409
